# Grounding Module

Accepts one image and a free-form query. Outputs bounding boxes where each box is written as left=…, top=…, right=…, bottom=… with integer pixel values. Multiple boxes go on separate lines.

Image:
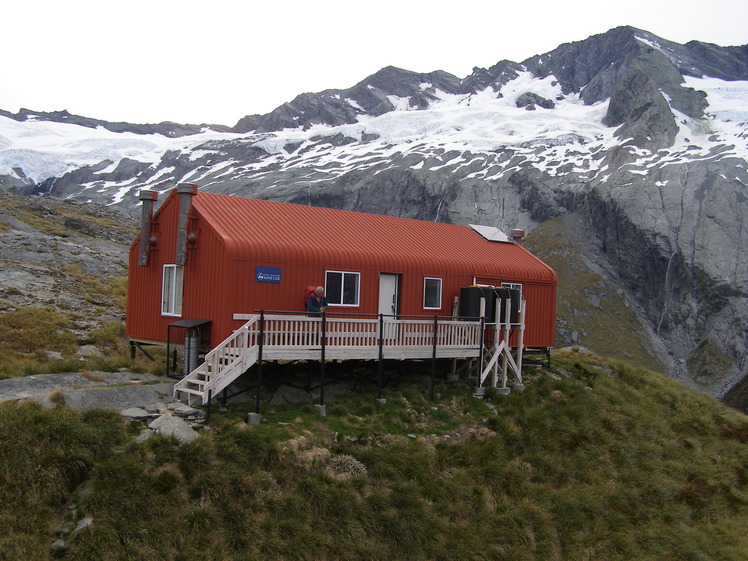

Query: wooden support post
left=254, top=311, right=265, bottom=415
left=131, top=341, right=155, bottom=361
left=515, top=300, right=526, bottom=386
left=492, top=296, right=501, bottom=387
left=501, top=298, right=511, bottom=388
left=430, top=315, right=438, bottom=400
left=474, top=298, right=486, bottom=394
left=449, top=358, right=458, bottom=380
left=377, top=313, right=384, bottom=400
left=319, top=311, right=326, bottom=406
left=166, top=334, right=171, bottom=379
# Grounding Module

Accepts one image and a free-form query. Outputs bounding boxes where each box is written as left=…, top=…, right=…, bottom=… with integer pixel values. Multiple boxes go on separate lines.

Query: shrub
left=330, top=454, right=368, bottom=476
left=88, top=320, right=126, bottom=350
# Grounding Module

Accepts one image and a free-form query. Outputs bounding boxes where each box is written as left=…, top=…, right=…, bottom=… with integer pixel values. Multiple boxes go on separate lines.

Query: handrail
left=254, top=314, right=485, bottom=349
left=237, top=308, right=523, bottom=329
left=174, top=315, right=259, bottom=399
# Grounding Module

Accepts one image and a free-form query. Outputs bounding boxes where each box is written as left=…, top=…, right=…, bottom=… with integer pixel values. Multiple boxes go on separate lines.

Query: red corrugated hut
left=126, top=185, right=556, bottom=352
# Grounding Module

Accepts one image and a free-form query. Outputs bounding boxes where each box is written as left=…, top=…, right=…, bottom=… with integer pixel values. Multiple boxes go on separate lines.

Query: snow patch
left=386, top=95, right=413, bottom=111
left=347, top=98, right=364, bottom=111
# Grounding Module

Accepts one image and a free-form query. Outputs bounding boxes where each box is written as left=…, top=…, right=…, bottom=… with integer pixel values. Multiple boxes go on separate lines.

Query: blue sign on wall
left=256, top=266, right=282, bottom=283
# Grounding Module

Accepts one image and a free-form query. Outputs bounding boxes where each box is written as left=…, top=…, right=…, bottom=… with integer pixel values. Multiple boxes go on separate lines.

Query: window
left=162, top=264, right=184, bottom=316
left=501, top=282, right=522, bottom=298
left=424, top=277, right=442, bottom=309
left=325, top=271, right=360, bottom=306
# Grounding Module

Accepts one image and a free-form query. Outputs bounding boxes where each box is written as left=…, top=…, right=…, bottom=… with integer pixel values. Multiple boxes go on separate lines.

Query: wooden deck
left=174, top=306, right=525, bottom=407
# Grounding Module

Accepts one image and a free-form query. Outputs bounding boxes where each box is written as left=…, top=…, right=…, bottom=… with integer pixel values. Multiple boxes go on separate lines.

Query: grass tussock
left=0, top=305, right=164, bottom=380
left=0, top=307, right=78, bottom=356
left=0, top=189, right=137, bottom=241
left=0, top=403, right=126, bottom=560
left=62, top=265, right=128, bottom=311
left=1, top=351, right=747, bottom=560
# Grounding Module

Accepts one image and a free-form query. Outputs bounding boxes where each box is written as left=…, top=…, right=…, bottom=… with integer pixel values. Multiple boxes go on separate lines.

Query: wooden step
left=176, top=387, right=204, bottom=397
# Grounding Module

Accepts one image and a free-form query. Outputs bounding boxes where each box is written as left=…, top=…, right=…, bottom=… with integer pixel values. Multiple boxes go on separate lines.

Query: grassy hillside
left=2, top=351, right=746, bottom=561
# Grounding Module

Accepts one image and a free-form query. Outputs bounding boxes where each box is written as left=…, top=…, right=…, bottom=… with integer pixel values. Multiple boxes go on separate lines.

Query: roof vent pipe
left=138, top=190, right=158, bottom=266
left=175, top=183, right=198, bottom=266
left=510, top=228, right=525, bottom=243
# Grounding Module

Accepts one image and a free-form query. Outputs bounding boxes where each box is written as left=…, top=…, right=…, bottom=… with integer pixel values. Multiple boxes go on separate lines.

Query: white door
left=378, top=274, right=399, bottom=317
left=378, top=274, right=399, bottom=341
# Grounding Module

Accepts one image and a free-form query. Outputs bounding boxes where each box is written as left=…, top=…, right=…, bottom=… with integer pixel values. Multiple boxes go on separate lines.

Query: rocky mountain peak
left=459, top=60, right=525, bottom=94
left=231, top=26, right=740, bottom=152
left=521, top=26, right=645, bottom=100
left=234, top=66, right=463, bottom=133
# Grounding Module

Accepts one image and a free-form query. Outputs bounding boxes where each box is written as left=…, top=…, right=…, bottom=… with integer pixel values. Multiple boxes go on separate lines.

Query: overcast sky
left=3, top=0, right=747, bottom=127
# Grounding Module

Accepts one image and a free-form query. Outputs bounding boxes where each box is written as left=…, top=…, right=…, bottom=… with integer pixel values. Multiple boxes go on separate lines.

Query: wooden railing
left=258, top=314, right=483, bottom=353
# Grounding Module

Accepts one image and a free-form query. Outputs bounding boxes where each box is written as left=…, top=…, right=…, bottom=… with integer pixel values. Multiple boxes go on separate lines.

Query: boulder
left=148, top=414, right=199, bottom=445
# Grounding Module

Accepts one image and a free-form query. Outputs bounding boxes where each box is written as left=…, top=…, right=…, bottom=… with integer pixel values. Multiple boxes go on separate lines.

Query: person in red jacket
left=306, top=286, right=328, bottom=317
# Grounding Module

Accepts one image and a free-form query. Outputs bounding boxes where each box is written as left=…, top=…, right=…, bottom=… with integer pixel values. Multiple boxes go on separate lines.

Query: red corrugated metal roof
left=190, top=192, right=556, bottom=284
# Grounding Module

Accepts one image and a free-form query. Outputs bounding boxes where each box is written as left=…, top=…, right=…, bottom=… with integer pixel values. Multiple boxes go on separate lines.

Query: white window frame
left=501, top=282, right=522, bottom=298
left=161, top=264, right=184, bottom=316
left=423, top=277, right=442, bottom=310
left=325, top=270, right=360, bottom=306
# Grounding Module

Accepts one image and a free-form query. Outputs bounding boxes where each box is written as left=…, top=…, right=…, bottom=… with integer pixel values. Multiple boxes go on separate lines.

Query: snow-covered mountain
left=1, top=26, right=747, bottom=402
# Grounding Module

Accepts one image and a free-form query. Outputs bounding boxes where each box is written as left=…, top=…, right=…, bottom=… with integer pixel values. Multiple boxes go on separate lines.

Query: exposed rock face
left=603, top=59, right=679, bottom=148
left=0, top=187, right=137, bottom=336
left=1, top=26, right=747, bottom=402
left=516, top=92, right=555, bottom=110
left=458, top=60, right=524, bottom=93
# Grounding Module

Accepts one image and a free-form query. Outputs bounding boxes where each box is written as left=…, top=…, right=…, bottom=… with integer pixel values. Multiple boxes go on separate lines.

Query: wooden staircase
left=174, top=316, right=261, bottom=406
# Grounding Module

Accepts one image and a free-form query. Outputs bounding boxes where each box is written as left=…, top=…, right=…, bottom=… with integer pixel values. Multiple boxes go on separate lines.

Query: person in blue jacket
left=307, top=286, right=328, bottom=316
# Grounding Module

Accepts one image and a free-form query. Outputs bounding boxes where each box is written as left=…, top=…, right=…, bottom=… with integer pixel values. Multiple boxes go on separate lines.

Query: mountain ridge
left=5, top=26, right=745, bottom=135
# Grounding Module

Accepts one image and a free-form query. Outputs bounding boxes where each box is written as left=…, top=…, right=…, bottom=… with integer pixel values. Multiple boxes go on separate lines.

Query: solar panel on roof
left=468, top=224, right=513, bottom=243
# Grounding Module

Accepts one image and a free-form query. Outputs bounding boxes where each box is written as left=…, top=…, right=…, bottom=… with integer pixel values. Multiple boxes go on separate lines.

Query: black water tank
left=459, top=286, right=495, bottom=321
left=493, top=287, right=519, bottom=324
left=459, top=286, right=519, bottom=323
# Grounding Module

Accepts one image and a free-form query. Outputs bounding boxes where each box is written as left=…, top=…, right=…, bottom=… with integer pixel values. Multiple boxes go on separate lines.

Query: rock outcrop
left=0, top=187, right=137, bottom=337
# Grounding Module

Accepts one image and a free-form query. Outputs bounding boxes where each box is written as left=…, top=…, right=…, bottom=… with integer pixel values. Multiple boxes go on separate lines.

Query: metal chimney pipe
left=175, top=183, right=198, bottom=266
left=510, top=228, right=525, bottom=243
left=138, top=190, right=158, bottom=266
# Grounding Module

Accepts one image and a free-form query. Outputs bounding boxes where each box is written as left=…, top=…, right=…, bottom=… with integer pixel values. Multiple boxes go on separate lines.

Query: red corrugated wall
left=126, top=191, right=178, bottom=344
left=128, top=202, right=240, bottom=346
